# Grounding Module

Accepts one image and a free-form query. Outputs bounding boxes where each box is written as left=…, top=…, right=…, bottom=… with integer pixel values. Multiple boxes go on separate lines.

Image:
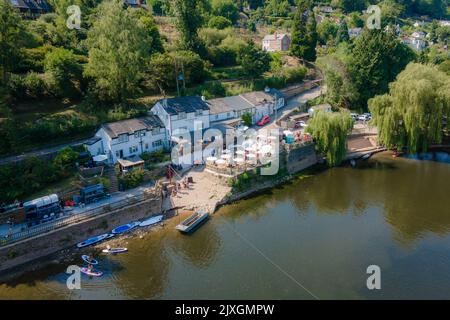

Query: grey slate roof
left=102, top=115, right=164, bottom=139
left=239, top=91, right=275, bottom=106
left=207, top=96, right=254, bottom=115
left=158, top=96, right=210, bottom=115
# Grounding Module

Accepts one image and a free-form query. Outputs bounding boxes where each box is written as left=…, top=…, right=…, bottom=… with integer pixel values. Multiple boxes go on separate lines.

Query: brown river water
left=1, top=153, right=449, bottom=299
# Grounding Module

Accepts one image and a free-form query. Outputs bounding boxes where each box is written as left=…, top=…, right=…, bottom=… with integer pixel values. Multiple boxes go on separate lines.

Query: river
left=1, top=152, right=449, bottom=299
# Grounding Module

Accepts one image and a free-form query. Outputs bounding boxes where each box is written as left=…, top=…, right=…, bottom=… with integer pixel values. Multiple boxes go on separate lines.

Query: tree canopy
left=84, top=0, right=151, bottom=101
left=290, top=0, right=318, bottom=62
left=369, top=63, right=450, bottom=153
left=237, top=41, right=272, bottom=78
left=306, top=110, right=354, bottom=166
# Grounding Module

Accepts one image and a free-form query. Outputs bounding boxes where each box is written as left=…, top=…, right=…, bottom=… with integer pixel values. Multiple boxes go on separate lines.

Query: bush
left=208, top=16, right=232, bottom=29
left=242, top=112, right=253, bottom=126
left=119, top=169, right=145, bottom=189
left=53, top=147, right=79, bottom=172
left=190, top=81, right=226, bottom=99
left=140, top=149, right=170, bottom=163
left=282, top=66, right=307, bottom=84
left=23, top=72, right=48, bottom=98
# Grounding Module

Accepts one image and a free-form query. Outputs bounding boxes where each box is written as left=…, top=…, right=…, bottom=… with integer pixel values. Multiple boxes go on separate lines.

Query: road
left=0, top=137, right=90, bottom=166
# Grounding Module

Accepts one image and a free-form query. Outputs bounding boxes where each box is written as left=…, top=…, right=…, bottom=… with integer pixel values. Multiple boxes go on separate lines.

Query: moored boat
left=76, top=233, right=114, bottom=248
left=139, top=214, right=164, bottom=227
left=111, top=221, right=140, bottom=234
left=175, top=211, right=209, bottom=234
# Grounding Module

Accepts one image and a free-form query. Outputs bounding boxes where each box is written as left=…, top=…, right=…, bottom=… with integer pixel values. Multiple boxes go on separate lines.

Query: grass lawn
left=24, top=175, right=80, bottom=201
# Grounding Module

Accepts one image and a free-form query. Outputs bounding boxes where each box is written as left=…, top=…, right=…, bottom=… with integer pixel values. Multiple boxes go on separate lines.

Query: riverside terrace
left=203, top=131, right=315, bottom=178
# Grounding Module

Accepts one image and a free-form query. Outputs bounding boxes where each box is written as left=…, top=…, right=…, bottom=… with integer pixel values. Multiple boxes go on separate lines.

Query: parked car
left=357, top=114, right=371, bottom=121
left=350, top=113, right=358, bottom=120
left=257, top=116, right=271, bottom=126
left=294, top=120, right=308, bottom=128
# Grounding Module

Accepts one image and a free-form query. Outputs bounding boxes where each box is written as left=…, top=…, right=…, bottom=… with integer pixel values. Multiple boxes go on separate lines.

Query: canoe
left=139, top=215, right=164, bottom=227
left=76, top=233, right=114, bottom=248
left=102, top=248, right=128, bottom=254
left=111, top=221, right=140, bottom=234
left=176, top=211, right=209, bottom=234
left=81, top=255, right=98, bottom=265
left=80, top=267, right=103, bottom=277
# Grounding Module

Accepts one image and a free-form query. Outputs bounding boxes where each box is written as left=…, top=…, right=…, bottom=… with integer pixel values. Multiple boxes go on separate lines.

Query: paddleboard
left=81, top=255, right=98, bottom=265
left=102, top=248, right=128, bottom=254
left=80, top=267, right=103, bottom=277
left=111, top=222, right=140, bottom=234
left=76, top=233, right=114, bottom=248
left=139, top=215, right=164, bottom=227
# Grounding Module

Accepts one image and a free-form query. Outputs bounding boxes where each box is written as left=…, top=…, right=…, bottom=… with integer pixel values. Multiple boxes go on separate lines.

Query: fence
left=0, top=191, right=158, bottom=247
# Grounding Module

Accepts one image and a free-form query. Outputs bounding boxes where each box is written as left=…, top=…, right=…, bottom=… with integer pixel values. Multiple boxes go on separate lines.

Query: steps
left=104, top=167, right=119, bottom=193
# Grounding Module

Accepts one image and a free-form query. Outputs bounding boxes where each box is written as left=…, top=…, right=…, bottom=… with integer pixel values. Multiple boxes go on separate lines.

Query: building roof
left=240, top=91, right=275, bottom=106
left=207, top=95, right=254, bottom=115
left=101, top=115, right=164, bottom=139
left=263, top=33, right=289, bottom=41
left=157, top=96, right=210, bottom=115
left=118, top=155, right=145, bottom=168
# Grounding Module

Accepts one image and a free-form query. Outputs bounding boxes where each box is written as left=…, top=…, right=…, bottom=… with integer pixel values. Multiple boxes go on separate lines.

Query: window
left=227, top=112, right=231, bottom=117
left=152, top=140, right=162, bottom=148
left=129, top=146, right=138, bottom=154
left=145, top=143, right=149, bottom=150
left=152, top=128, right=159, bottom=135
left=117, top=134, right=128, bottom=143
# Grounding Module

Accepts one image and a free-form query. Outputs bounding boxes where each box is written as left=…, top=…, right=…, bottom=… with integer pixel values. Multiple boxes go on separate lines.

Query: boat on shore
left=102, top=247, right=128, bottom=254
left=139, top=215, right=164, bottom=227
left=111, top=222, right=140, bottom=235
left=175, top=211, right=209, bottom=234
left=76, top=233, right=114, bottom=248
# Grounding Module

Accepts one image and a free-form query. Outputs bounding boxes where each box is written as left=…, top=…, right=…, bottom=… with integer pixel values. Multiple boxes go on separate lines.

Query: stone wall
left=0, top=196, right=162, bottom=275
left=284, top=143, right=317, bottom=174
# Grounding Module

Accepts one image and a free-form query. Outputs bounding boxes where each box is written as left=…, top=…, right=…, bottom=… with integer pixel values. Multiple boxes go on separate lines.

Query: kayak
left=111, top=222, right=140, bottom=234
left=76, top=233, right=114, bottom=248
left=81, top=255, right=98, bottom=265
left=80, top=267, right=103, bottom=277
left=139, top=215, right=164, bottom=227
left=102, top=247, right=128, bottom=254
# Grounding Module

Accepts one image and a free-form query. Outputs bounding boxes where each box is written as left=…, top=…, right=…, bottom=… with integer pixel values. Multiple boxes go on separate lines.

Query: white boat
left=139, top=215, right=164, bottom=227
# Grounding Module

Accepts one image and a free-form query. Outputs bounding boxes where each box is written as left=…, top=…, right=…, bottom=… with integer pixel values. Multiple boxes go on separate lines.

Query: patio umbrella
left=235, top=150, right=245, bottom=155
left=215, top=159, right=226, bottom=166
left=93, top=154, right=108, bottom=162
left=221, top=154, right=232, bottom=160
left=206, top=156, right=217, bottom=163
left=233, top=158, right=245, bottom=163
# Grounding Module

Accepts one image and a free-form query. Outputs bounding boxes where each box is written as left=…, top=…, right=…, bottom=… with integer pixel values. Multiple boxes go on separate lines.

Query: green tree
left=84, top=0, right=151, bottom=101
left=369, top=63, right=450, bottom=153
left=335, top=20, right=349, bottom=44
left=337, top=0, right=367, bottom=13
left=172, top=0, right=206, bottom=57
left=131, top=8, right=164, bottom=55
left=290, top=0, right=317, bottom=62
left=44, top=47, right=82, bottom=97
left=306, top=110, right=354, bottom=166
left=211, top=0, right=240, bottom=24
left=317, top=18, right=339, bottom=45
left=350, top=29, right=416, bottom=109
left=208, top=16, right=232, bottom=29
left=241, top=112, right=253, bottom=126
left=0, top=0, right=23, bottom=84
left=53, top=147, right=79, bottom=172
left=237, top=41, right=271, bottom=78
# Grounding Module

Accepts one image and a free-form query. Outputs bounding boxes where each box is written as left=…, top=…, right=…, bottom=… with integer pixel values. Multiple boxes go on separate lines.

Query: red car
left=257, top=116, right=271, bottom=126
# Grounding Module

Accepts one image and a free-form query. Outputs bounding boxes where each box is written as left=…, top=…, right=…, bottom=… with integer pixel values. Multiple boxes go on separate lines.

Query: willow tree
left=369, top=63, right=450, bottom=153
left=306, top=110, right=354, bottom=166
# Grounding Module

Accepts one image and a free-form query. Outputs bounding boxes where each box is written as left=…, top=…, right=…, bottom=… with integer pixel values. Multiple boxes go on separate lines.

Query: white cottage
left=85, top=116, right=167, bottom=164
left=151, top=96, right=210, bottom=140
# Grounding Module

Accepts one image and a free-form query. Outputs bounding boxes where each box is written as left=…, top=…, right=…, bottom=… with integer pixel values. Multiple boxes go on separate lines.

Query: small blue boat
left=139, top=215, right=164, bottom=227
left=111, top=221, right=140, bottom=234
left=175, top=211, right=209, bottom=234
left=77, top=233, right=114, bottom=248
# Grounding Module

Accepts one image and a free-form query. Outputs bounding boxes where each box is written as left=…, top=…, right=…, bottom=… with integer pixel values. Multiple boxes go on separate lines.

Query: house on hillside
left=348, top=28, right=363, bottom=38
left=150, top=96, right=211, bottom=140
left=308, top=103, right=332, bottom=117
left=262, top=33, right=291, bottom=52
left=124, top=0, right=147, bottom=8
left=85, top=116, right=167, bottom=164
left=10, top=0, right=52, bottom=19
left=316, top=6, right=334, bottom=13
